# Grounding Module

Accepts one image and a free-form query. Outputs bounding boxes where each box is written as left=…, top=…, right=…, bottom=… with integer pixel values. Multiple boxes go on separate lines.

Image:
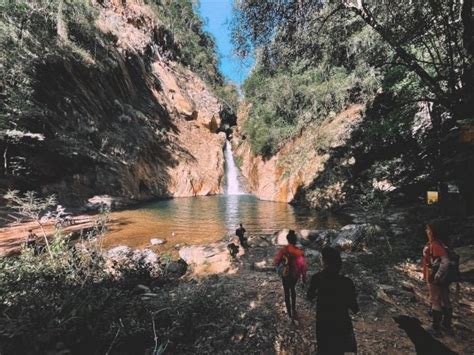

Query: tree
left=233, top=0, right=473, bottom=122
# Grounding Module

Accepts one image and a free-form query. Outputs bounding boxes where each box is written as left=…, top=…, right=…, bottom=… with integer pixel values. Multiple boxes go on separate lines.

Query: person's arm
left=349, top=279, right=359, bottom=314
left=306, top=274, right=319, bottom=301
left=274, top=247, right=286, bottom=266
left=432, top=242, right=449, bottom=282
left=434, top=255, right=449, bottom=282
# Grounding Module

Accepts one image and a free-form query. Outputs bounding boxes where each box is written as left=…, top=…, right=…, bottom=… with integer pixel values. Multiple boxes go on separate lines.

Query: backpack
left=277, top=253, right=291, bottom=278
left=431, top=243, right=461, bottom=285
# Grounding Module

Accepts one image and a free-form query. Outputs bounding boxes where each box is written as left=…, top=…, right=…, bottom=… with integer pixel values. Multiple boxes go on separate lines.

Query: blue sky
left=198, top=0, right=253, bottom=85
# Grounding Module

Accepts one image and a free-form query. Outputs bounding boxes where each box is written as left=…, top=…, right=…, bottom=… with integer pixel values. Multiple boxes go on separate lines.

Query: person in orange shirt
left=274, top=230, right=307, bottom=320
left=422, top=221, right=452, bottom=335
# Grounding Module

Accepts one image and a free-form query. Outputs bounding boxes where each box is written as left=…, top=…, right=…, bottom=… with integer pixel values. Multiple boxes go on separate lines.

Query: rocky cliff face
left=1, top=0, right=226, bottom=206
left=234, top=105, right=364, bottom=208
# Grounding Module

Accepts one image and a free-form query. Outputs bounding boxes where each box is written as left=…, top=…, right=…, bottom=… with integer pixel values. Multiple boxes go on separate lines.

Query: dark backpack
left=276, top=253, right=291, bottom=278
left=431, top=244, right=461, bottom=284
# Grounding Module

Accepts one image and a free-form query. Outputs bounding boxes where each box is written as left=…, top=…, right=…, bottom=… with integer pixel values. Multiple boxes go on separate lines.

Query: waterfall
left=224, top=140, right=244, bottom=195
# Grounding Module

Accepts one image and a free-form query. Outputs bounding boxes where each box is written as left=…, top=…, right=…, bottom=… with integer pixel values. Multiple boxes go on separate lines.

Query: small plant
left=3, top=190, right=57, bottom=258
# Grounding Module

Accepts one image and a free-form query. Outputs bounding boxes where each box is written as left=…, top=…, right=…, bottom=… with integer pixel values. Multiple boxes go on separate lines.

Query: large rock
left=331, top=224, right=382, bottom=251
left=179, top=242, right=243, bottom=275
left=166, top=260, right=188, bottom=277
left=304, top=249, right=321, bottom=264
left=299, top=229, right=320, bottom=243
left=150, top=238, right=166, bottom=245
left=301, top=229, right=338, bottom=249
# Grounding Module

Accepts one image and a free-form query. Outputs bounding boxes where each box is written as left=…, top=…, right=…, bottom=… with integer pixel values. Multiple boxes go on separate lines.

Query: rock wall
left=1, top=1, right=226, bottom=206
left=234, top=104, right=364, bottom=207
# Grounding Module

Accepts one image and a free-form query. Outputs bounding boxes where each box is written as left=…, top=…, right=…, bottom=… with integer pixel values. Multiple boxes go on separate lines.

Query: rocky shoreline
left=1, top=201, right=473, bottom=353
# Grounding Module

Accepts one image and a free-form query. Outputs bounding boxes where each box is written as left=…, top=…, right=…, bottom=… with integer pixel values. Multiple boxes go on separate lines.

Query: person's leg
left=429, top=283, right=443, bottom=334
left=290, top=277, right=297, bottom=317
left=316, top=322, right=328, bottom=354
left=282, top=278, right=292, bottom=319
left=440, top=285, right=453, bottom=330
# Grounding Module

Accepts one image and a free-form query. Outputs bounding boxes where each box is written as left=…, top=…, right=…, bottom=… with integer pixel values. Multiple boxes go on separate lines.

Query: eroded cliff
left=234, top=104, right=364, bottom=208
left=0, top=0, right=227, bottom=206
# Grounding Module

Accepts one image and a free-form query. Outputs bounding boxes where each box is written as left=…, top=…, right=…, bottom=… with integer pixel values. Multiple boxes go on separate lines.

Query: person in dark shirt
left=235, top=223, right=248, bottom=248
left=307, top=246, right=359, bottom=354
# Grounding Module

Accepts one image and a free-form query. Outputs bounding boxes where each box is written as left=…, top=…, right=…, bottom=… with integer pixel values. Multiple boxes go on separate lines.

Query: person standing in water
left=236, top=223, right=248, bottom=248
left=274, top=230, right=307, bottom=321
left=307, top=246, right=359, bottom=354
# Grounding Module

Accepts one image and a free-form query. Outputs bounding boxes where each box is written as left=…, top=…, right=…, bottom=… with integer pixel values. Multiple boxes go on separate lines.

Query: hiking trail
left=148, top=237, right=474, bottom=354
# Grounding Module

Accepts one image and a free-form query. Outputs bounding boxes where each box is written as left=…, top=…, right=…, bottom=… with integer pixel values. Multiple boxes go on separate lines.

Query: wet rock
left=151, top=238, right=166, bottom=245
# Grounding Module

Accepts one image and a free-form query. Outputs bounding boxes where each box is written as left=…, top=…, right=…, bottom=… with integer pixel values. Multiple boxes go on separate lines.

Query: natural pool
left=104, top=194, right=347, bottom=255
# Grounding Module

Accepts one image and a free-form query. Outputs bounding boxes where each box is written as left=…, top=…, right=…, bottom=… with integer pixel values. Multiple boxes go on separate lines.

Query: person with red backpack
left=274, top=230, right=307, bottom=321
left=422, top=221, right=460, bottom=336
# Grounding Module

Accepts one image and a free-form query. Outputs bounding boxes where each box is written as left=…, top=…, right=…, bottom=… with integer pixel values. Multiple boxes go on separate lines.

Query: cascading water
left=224, top=140, right=244, bottom=195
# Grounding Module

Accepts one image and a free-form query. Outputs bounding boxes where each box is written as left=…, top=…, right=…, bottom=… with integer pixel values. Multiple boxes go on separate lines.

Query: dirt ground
left=149, top=239, right=474, bottom=354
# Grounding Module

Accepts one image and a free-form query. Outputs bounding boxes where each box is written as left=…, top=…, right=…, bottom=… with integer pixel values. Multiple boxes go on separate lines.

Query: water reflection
left=104, top=195, right=346, bottom=255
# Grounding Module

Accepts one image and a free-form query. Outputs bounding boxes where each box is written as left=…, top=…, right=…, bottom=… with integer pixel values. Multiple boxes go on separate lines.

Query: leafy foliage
left=0, top=201, right=168, bottom=354
left=233, top=0, right=474, bottom=159
left=237, top=5, right=383, bottom=156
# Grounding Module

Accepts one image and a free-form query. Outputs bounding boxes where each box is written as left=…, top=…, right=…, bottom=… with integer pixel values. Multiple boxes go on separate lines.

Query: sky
left=198, top=0, right=253, bottom=85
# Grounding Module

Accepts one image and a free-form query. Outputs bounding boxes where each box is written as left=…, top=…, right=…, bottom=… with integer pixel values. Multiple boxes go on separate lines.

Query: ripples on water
left=104, top=195, right=347, bottom=254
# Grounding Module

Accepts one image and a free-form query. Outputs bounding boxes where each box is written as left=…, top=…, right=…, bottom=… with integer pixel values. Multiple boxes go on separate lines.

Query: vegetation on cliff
left=233, top=0, right=474, bottom=208
left=0, top=0, right=238, bottom=202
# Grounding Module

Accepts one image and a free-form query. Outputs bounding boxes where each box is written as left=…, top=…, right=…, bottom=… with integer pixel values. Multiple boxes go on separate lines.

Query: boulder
left=331, top=224, right=382, bottom=251
left=299, top=229, right=321, bottom=242
left=166, top=260, right=188, bottom=277
left=150, top=238, right=166, bottom=245
left=304, top=249, right=321, bottom=264
left=301, top=229, right=338, bottom=250
left=249, top=235, right=272, bottom=247
left=179, top=242, right=243, bottom=274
